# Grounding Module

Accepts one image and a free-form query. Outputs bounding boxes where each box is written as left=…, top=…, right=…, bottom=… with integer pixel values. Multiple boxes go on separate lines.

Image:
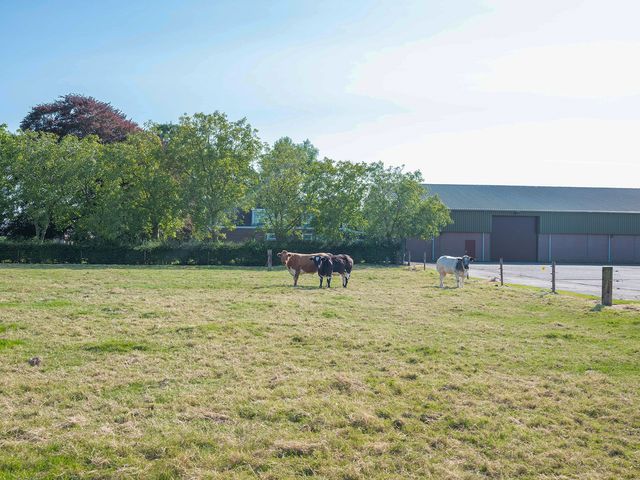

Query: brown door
left=491, top=216, right=538, bottom=262
left=465, top=240, right=476, bottom=258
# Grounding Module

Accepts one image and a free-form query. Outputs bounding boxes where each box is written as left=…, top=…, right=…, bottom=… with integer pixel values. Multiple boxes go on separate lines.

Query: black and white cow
left=311, top=255, right=333, bottom=288
left=330, top=254, right=354, bottom=288
left=436, top=255, right=473, bottom=288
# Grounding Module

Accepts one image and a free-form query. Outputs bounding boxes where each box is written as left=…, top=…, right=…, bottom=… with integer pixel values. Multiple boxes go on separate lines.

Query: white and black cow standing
left=311, top=255, right=333, bottom=288
left=330, top=254, right=354, bottom=288
left=436, top=255, right=473, bottom=288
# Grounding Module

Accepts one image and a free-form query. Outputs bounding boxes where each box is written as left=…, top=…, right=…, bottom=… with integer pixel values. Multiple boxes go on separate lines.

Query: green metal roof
left=424, top=184, right=640, bottom=214
left=442, top=210, right=640, bottom=234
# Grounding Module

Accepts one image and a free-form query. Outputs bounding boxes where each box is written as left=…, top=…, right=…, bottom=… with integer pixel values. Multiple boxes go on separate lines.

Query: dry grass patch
left=273, top=440, right=323, bottom=458
left=0, top=264, right=639, bottom=479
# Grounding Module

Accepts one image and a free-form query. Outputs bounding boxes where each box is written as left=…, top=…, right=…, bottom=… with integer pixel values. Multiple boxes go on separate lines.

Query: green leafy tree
left=166, top=113, right=263, bottom=240
left=76, top=131, right=181, bottom=243
left=7, top=131, right=101, bottom=241
left=0, top=125, right=17, bottom=221
left=254, top=137, right=318, bottom=240
left=147, top=122, right=179, bottom=148
left=413, top=191, right=452, bottom=240
left=304, top=158, right=371, bottom=241
left=363, top=163, right=451, bottom=242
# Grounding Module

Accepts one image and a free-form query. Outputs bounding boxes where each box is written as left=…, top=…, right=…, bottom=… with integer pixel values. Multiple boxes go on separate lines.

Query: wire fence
left=405, top=255, right=640, bottom=300
left=559, top=269, right=640, bottom=293
left=490, top=261, right=640, bottom=299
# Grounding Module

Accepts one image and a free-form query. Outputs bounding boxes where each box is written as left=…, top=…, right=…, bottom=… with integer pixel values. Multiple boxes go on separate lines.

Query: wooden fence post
left=499, top=257, right=504, bottom=286
left=551, top=261, right=556, bottom=293
left=267, top=249, right=272, bottom=271
left=423, top=250, right=427, bottom=270
left=602, top=266, right=613, bottom=306
left=407, top=250, right=411, bottom=266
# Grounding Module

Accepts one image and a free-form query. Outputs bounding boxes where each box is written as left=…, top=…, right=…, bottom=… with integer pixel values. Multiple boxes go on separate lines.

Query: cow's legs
left=439, top=272, right=445, bottom=288
left=456, top=273, right=461, bottom=288
left=342, top=273, right=347, bottom=288
left=327, top=276, right=332, bottom=288
left=344, top=271, right=350, bottom=288
left=293, top=271, right=300, bottom=286
left=319, top=276, right=323, bottom=288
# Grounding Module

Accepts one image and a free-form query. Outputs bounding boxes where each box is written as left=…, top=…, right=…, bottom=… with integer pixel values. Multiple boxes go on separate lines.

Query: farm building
left=407, top=184, right=640, bottom=264
left=225, top=209, right=314, bottom=242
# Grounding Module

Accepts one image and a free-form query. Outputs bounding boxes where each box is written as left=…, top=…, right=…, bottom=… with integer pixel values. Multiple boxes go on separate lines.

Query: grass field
left=0, top=265, right=639, bottom=479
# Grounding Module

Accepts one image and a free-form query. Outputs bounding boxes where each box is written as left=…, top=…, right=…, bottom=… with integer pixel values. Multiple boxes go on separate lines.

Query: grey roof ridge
left=449, top=208, right=640, bottom=214
left=422, top=183, right=640, bottom=190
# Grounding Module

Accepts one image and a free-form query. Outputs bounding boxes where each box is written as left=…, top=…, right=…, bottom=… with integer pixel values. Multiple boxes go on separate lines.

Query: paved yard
left=427, top=263, right=640, bottom=301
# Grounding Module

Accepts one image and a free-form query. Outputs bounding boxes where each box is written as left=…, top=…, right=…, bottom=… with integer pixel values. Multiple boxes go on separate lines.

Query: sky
left=1, top=0, right=639, bottom=187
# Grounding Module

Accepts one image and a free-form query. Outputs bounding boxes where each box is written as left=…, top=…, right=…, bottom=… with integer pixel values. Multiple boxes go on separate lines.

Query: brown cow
left=277, top=250, right=331, bottom=286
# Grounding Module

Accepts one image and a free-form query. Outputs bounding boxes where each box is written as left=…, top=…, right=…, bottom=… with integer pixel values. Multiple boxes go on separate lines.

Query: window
left=265, top=232, right=276, bottom=241
left=251, top=208, right=267, bottom=226
left=301, top=213, right=313, bottom=228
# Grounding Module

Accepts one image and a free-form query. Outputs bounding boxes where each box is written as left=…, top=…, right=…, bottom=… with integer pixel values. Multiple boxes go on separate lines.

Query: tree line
left=0, top=94, right=451, bottom=245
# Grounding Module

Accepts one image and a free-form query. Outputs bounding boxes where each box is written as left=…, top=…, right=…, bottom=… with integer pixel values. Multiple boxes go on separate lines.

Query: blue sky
left=2, top=0, right=639, bottom=187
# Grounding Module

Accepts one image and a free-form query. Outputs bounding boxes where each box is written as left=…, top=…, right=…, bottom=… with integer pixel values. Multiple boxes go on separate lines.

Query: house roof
left=423, top=184, right=640, bottom=213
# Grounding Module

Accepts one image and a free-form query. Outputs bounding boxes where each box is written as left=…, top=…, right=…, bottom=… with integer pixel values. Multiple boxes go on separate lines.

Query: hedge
left=0, top=240, right=402, bottom=266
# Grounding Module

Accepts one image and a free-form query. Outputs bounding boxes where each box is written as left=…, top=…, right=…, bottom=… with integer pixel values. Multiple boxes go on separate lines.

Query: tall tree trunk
left=40, top=220, right=49, bottom=242
left=35, top=220, right=48, bottom=243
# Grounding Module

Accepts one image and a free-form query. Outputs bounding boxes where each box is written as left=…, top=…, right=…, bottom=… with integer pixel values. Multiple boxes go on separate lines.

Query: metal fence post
left=602, top=266, right=613, bottom=306
left=499, top=258, right=504, bottom=286
left=267, top=249, right=272, bottom=271
left=551, top=261, right=556, bottom=293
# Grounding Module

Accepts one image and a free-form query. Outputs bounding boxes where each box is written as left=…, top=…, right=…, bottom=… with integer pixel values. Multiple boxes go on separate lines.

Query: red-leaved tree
left=20, top=94, right=140, bottom=143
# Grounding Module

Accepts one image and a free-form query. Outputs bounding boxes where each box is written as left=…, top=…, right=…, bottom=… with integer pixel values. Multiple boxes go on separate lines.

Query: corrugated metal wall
left=408, top=232, right=640, bottom=263
left=443, top=210, right=640, bottom=235
left=444, top=210, right=492, bottom=232
left=539, top=212, right=640, bottom=234
left=406, top=233, right=490, bottom=262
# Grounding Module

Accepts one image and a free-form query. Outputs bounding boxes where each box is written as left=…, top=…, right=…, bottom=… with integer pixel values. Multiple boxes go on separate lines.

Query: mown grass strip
left=0, top=338, right=24, bottom=350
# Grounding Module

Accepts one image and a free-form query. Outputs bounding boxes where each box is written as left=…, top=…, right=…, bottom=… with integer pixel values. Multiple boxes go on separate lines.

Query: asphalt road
left=426, top=262, right=640, bottom=301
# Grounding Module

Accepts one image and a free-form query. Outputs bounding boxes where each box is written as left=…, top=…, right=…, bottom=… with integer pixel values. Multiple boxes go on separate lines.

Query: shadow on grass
left=253, top=284, right=331, bottom=291
left=424, top=285, right=461, bottom=290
